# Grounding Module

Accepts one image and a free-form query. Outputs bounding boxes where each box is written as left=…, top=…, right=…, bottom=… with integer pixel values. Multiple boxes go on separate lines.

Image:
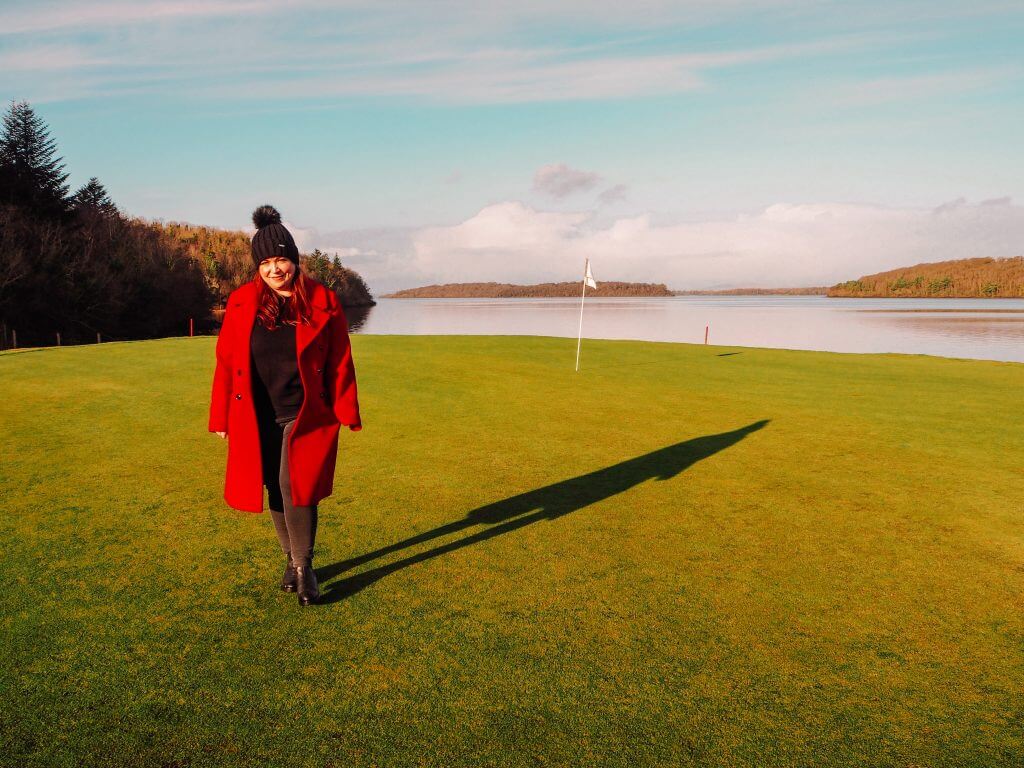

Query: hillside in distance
left=674, top=287, right=827, bottom=296
left=384, top=281, right=673, bottom=298
left=829, top=256, right=1024, bottom=298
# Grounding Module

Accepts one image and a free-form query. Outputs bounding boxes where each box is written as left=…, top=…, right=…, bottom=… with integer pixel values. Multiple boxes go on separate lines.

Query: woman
left=208, top=205, right=361, bottom=606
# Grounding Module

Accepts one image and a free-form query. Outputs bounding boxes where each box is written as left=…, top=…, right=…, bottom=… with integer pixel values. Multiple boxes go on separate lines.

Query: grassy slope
left=1, top=335, right=1022, bottom=767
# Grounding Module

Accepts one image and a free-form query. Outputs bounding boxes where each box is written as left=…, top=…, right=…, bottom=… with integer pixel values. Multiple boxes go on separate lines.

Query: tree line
left=385, top=281, right=674, bottom=298
left=828, top=257, right=1024, bottom=298
left=0, top=100, right=373, bottom=350
left=160, top=221, right=374, bottom=309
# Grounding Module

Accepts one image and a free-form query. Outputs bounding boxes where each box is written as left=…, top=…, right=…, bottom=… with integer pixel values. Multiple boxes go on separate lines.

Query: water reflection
left=858, top=312, right=1024, bottom=341
left=342, top=304, right=373, bottom=333
left=350, top=296, right=1024, bottom=363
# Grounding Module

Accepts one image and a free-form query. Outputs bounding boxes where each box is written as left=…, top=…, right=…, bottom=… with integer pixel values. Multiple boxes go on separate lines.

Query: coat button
left=235, top=394, right=242, bottom=400
left=315, top=367, right=322, bottom=373
left=318, top=391, right=326, bottom=398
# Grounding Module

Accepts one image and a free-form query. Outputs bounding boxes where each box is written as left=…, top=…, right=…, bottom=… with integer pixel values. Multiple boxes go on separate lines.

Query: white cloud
left=0, top=0, right=910, bottom=106
left=533, top=163, right=602, bottom=198
left=4, top=1, right=1020, bottom=109
left=413, top=202, right=589, bottom=284
left=336, top=198, right=1024, bottom=291
left=293, top=197, right=1024, bottom=292
left=0, top=1, right=826, bottom=38
left=209, top=35, right=881, bottom=105
left=0, top=1, right=280, bottom=35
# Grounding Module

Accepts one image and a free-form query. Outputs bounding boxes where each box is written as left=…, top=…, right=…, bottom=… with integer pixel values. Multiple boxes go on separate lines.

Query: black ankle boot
left=280, top=554, right=298, bottom=593
left=295, top=563, right=320, bottom=606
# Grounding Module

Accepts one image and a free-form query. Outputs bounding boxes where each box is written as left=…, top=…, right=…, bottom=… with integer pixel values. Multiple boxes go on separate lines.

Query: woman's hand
left=215, top=431, right=227, bottom=439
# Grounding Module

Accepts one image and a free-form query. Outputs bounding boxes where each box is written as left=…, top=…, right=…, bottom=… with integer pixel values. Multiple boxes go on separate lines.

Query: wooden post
left=12, top=329, right=16, bottom=349
left=97, top=332, right=101, bottom=344
left=56, top=332, right=61, bottom=346
left=704, top=325, right=709, bottom=344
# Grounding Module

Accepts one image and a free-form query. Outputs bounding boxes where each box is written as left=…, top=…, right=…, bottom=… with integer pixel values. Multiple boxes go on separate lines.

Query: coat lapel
left=295, top=286, right=330, bottom=356
left=234, top=286, right=259, bottom=373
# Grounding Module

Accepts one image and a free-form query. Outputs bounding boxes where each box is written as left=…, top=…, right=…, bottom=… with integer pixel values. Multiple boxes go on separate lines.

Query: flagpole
left=575, top=258, right=588, bottom=372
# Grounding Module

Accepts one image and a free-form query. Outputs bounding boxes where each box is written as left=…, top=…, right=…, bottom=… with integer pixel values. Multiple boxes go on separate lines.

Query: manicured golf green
left=2, top=335, right=1022, bottom=767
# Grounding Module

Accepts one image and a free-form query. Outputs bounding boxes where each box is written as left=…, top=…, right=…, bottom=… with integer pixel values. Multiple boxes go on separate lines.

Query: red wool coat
left=208, top=279, right=361, bottom=513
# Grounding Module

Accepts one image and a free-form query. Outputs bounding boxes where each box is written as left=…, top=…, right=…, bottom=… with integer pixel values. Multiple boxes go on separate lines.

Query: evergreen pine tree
left=72, top=176, right=118, bottom=216
left=303, top=248, right=337, bottom=289
left=0, top=100, right=71, bottom=217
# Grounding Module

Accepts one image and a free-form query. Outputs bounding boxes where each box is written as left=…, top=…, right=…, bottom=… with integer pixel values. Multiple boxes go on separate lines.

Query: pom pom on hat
left=250, top=203, right=299, bottom=267
left=252, top=204, right=282, bottom=230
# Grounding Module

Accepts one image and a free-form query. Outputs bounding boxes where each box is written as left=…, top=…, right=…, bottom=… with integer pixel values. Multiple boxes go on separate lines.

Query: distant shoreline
left=673, top=287, right=827, bottom=296
left=383, top=261, right=1024, bottom=299
left=383, top=281, right=828, bottom=298
left=383, top=281, right=674, bottom=298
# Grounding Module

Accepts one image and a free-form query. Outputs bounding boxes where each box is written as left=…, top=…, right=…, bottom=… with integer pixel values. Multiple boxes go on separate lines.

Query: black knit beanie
left=251, top=205, right=300, bottom=268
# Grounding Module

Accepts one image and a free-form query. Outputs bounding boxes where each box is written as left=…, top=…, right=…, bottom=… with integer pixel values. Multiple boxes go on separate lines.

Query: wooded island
left=828, top=257, right=1024, bottom=298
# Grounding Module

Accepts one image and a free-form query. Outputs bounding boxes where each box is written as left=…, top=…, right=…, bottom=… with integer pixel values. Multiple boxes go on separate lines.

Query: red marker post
left=189, top=317, right=194, bottom=337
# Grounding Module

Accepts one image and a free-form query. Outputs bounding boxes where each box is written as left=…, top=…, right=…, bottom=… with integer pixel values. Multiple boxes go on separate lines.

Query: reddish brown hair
left=252, top=269, right=316, bottom=329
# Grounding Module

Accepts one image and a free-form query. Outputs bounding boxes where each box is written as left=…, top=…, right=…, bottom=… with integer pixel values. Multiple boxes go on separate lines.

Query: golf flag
left=575, top=258, right=596, bottom=372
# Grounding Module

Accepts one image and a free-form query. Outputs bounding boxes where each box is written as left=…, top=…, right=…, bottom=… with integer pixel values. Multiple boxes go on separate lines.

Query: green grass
left=2, top=335, right=1023, bottom=767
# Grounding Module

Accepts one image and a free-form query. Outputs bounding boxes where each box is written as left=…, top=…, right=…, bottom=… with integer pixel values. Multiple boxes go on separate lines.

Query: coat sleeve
left=324, top=300, right=361, bottom=431
left=208, top=302, right=234, bottom=433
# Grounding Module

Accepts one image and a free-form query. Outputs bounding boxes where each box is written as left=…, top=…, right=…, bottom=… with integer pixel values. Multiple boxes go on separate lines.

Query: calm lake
left=346, top=296, right=1024, bottom=363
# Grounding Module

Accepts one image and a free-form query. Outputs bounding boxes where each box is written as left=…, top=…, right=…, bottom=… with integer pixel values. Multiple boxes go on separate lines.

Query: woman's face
left=258, top=256, right=296, bottom=294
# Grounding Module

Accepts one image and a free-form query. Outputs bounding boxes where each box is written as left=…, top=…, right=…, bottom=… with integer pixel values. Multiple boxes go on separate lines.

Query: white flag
left=585, top=261, right=597, bottom=289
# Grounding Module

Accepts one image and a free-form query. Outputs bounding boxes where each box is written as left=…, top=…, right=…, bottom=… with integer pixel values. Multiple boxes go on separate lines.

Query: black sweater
left=250, top=319, right=304, bottom=425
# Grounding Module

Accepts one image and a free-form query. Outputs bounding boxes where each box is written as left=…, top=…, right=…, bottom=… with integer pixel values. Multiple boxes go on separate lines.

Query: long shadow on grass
left=318, top=419, right=769, bottom=602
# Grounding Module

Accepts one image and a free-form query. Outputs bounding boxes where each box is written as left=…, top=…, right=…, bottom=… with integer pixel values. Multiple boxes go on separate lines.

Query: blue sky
left=2, top=0, right=1023, bottom=290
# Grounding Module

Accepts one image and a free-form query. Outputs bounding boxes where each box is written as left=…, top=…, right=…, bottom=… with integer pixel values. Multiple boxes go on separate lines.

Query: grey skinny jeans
left=260, top=416, right=318, bottom=566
